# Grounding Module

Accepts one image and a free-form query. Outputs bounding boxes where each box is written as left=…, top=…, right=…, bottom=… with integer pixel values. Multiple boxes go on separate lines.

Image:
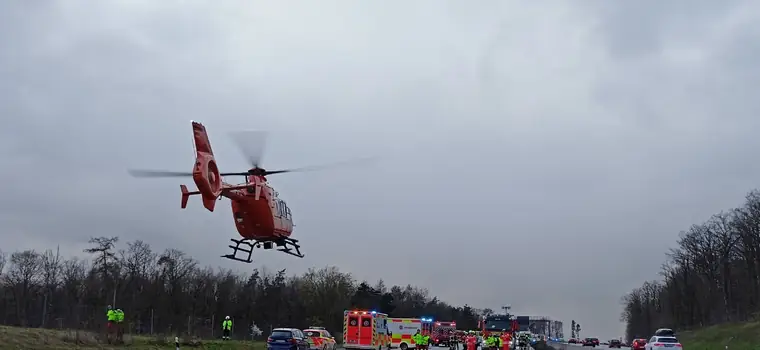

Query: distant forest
left=0, top=237, right=482, bottom=339
left=621, top=189, right=760, bottom=341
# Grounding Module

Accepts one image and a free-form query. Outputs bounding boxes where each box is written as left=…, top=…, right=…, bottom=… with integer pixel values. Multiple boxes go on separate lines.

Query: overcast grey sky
left=2, top=0, right=760, bottom=340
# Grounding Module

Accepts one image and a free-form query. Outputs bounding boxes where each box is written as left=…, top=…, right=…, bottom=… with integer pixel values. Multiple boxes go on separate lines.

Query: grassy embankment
left=0, top=325, right=266, bottom=349
left=676, top=320, right=760, bottom=350
left=540, top=322, right=760, bottom=350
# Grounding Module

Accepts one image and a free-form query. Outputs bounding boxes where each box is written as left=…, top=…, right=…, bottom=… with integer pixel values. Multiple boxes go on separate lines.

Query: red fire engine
left=431, top=321, right=457, bottom=347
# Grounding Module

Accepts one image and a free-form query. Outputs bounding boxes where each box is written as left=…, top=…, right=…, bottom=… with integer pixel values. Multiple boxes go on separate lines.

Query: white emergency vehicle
left=387, top=318, right=434, bottom=350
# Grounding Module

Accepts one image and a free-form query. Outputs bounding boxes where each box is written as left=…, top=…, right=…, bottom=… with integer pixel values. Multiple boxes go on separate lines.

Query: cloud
left=2, top=0, right=759, bottom=339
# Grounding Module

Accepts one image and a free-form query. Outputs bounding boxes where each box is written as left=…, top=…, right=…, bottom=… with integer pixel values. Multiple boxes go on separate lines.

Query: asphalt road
left=549, top=343, right=628, bottom=350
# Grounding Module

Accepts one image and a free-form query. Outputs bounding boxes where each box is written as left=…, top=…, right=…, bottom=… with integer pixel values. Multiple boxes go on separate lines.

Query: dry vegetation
left=0, top=324, right=264, bottom=349
left=621, top=189, right=760, bottom=343
left=0, top=238, right=480, bottom=339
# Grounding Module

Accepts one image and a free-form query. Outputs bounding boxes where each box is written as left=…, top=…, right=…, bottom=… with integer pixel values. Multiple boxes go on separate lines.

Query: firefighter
left=500, top=330, right=511, bottom=350
left=105, top=305, right=117, bottom=343
left=466, top=331, right=477, bottom=350
left=115, top=309, right=125, bottom=341
left=222, top=316, right=232, bottom=340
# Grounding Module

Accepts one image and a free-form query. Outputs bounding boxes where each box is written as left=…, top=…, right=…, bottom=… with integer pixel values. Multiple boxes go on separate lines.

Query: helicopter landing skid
left=222, top=237, right=305, bottom=263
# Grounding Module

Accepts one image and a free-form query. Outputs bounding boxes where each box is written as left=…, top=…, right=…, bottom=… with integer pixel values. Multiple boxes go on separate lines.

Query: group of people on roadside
left=107, top=306, right=235, bottom=341
left=105, top=305, right=125, bottom=343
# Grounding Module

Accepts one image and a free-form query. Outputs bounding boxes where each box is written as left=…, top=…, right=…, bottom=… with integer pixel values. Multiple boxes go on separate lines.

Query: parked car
left=644, top=336, right=681, bottom=350
left=609, top=339, right=622, bottom=348
left=582, top=338, right=597, bottom=347
left=267, top=328, right=310, bottom=350
left=304, top=328, right=336, bottom=350
left=568, top=339, right=578, bottom=344
left=631, top=338, right=648, bottom=350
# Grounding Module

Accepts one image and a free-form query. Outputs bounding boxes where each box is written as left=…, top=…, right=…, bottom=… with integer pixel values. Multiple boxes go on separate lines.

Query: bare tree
left=4, top=250, right=42, bottom=326
left=621, top=189, right=760, bottom=341
left=0, top=249, right=6, bottom=276
left=0, top=238, right=483, bottom=338
left=40, top=247, right=62, bottom=327
left=84, top=236, right=119, bottom=305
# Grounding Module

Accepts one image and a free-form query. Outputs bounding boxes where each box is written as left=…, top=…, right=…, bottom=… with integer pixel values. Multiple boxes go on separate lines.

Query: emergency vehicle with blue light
left=343, top=310, right=391, bottom=350
left=430, top=321, right=457, bottom=347
left=386, top=318, right=435, bottom=350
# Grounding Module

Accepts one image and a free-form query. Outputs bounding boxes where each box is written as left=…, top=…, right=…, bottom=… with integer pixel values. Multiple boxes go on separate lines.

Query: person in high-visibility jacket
left=413, top=330, right=424, bottom=350
left=105, top=305, right=117, bottom=341
left=222, top=316, right=233, bottom=340
left=114, top=309, right=124, bottom=340
left=115, top=309, right=125, bottom=341
left=422, top=333, right=430, bottom=350
left=485, top=334, right=495, bottom=350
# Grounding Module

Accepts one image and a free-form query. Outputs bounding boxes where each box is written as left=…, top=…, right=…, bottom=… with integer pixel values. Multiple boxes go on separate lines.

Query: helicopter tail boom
left=191, top=121, right=222, bottom=211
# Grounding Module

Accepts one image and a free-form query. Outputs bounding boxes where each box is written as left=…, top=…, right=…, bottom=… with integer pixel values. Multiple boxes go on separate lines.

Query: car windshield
left=655, top=329, right=675, bottom=336
left=484, top=320, right=512, bottom=330
left=305, top=331, right=321, bottom=337
left=657, top=338, right=678, bottom=343
left=271, top=330, right=293, bottom=338
left=611, top=340, right=621, bottom=343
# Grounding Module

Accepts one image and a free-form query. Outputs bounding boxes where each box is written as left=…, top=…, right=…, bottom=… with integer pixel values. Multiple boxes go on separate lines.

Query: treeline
left=0, top=237, right=481, bottom=339
left=621, top=189, right=760, bottom=341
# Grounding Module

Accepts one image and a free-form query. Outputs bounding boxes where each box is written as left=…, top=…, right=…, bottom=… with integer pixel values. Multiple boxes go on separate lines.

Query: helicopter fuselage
left=224, top=175, right=294, bottom=240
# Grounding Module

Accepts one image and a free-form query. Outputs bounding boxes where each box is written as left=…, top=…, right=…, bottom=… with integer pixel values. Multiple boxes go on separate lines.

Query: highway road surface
left=548, top=342, right=627, bottom=350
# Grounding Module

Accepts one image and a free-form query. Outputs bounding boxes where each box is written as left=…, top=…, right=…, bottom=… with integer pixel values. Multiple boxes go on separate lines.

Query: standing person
left=500, top=330, right=511, bottom=350
left=105, top=305, right=116, bottom=343
left=466, top=332, right=477, bottom=350
left=222, top=316, right=233, bottom=340
left=422, top=332, right=430, bottom=350
left=413, top=330, right=422, bottom=350
left=485, top=333, right=494, bottom=350
left=115, top=309, right=125, bottom=342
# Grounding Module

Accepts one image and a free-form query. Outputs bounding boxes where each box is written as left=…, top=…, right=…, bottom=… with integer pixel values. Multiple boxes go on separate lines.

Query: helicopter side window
left=276, top=200, right=289, bottom=218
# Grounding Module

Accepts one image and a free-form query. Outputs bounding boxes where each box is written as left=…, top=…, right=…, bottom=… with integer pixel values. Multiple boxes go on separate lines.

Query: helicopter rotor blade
left=128, top=169, right=251, bottom=178
left=229, top=130, right=268, bottom=168
left=128, top=170, right=194, bottom=177
left=261, top=156, right=379, bottom=176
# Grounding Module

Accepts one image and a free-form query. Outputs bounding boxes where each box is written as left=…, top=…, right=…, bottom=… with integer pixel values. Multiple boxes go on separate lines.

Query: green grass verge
left=0, top=325, right=266, bottom=349
left=678, top=321, right=760, bottom=350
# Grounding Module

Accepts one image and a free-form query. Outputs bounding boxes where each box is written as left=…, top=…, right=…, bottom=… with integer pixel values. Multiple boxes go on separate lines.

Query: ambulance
left=387, top=318, right=434, bottom=350
left=343, top=310, right=391, bottom=350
